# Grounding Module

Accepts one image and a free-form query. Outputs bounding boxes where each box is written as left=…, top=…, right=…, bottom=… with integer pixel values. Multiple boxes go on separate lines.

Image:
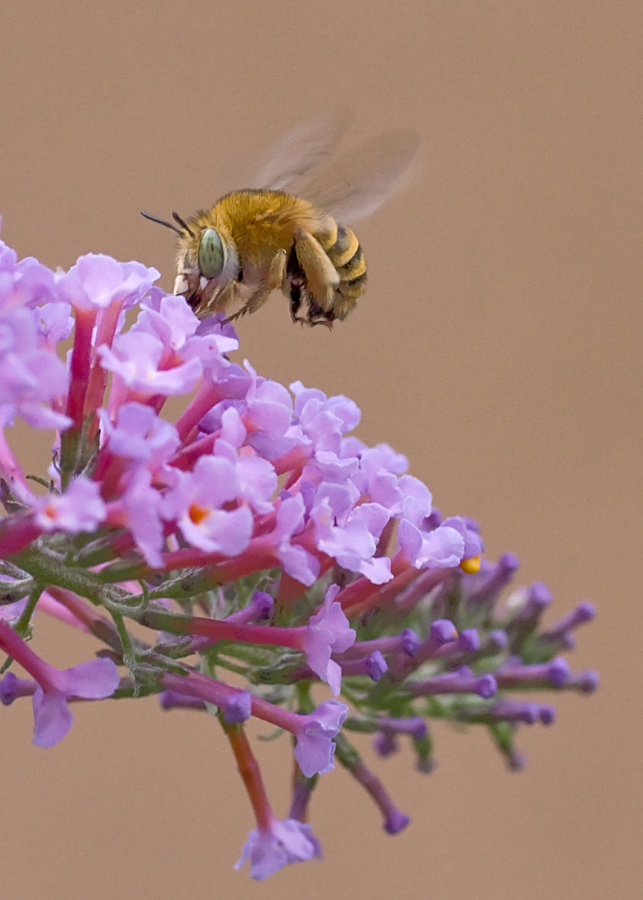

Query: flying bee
left=142, top=111, right=419, bottom=328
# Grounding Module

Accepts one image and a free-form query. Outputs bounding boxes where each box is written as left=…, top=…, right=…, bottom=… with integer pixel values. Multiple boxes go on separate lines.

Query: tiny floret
left=235, top=817, right=322, bottom=881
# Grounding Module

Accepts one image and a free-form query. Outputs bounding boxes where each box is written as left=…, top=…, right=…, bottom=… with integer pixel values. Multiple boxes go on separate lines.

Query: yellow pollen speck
left=188, top=503, right=209, bottom=525
left=460, top=556, right=481, bottom=575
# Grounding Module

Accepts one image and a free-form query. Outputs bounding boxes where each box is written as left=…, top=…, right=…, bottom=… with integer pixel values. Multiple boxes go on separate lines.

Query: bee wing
left=300, top=128, right=420, bottom=223
left=250, top=108, right=353, bottom=193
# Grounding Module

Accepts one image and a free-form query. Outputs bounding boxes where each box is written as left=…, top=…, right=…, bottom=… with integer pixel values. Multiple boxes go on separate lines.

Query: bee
left=142, top=111, right=418, bottom=328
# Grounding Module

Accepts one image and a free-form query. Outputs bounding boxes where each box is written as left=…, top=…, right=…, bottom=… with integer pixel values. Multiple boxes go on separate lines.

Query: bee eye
left=198, top=228, right=225, bottom=279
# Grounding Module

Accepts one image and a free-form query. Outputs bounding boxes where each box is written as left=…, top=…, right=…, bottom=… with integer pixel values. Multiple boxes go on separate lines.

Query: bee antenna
left=140, top=211, right=183, bottom=235
left=171, top=212, right=195, bottom=237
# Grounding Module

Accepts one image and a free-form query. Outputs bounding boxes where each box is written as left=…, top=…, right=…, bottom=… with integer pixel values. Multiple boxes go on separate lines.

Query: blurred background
left=0, top=2, right=640, bottom=897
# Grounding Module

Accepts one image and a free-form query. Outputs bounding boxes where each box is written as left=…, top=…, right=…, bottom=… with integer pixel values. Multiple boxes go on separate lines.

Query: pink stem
left=65, top=307, right=97, bottom=432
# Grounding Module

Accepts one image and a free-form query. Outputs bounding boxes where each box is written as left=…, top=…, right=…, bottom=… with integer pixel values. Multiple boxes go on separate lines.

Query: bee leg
left=268, top=248, right=288, bottom=289
left=293, top=230, right=339, bottom=312
left=247, top=249, right=287, bottom=314
left=289, top=282, right=302, bottom=322
left=307, top=299, right=335, bottom=330
left=230, top=284, right=272, bottom=320
left=227, top=250, right=287, bottom=321
left=286, top=244, right=306, bottom=322
left=223, top=304, right=247, bottom=324
left=202, top=279, right=238, bottom=321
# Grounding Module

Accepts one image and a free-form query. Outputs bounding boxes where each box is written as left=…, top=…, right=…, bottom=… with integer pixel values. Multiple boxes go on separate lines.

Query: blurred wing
left=301, top=128, right=420, bottom=223
left=251, top=108, right=353, bottom=192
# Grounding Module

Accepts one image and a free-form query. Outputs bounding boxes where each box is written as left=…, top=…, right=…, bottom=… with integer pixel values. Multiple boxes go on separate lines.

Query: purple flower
left=56, top=254, right=159, bottom=311
left=225, top=590, right=274, bottom=625
left=0, top=306, right=70, bottom=429
left=162, top=456, right=253, bottom=555
left=301, top=586, right=356, bottom=694
left=219, top=405, right=249, bottom=448
left=97, top=331, right=202, bottom=397
left=265, top=494, right=320, bottom=586
left=542, top=600, right=596, bottom=643
left=365, top=650, right=388, bottom=681
left=398, top=474, right=433, bottom=522
left=568, top=670, right=600, bottom=693
left=0, top=671, right=36, bottom=705
left=0, top=620, right=120, bottom=747
left=117, top=467, right=166, bottom=567
left=539, top=704, right=556, bottom=725
left=467, top=552, right=519, bottom=605
left=384, top=808, right=411, bottom=835
left=465, top=699, right=556, bottom=726
left=293, top=383, right=360, bottom=455
left=397, top=517, right=465, bottom=569
left=39, top=302, right=74, bottom=347
left=357, top=443, right=409, bottom=510
left=347, top=757, right=412, bottom=835
left=32, top=476, right=106, bottom=534
left=134, top=293, right=200, bottom=349
left=441, top=515, right=485, bottom=560
left=401, top=628, right=420, bottom=655
left=490, top=700, right=540, bottom=725
left=1, top=250, right=58, bottom=310
left=377, top=715, right=427, bottom=741
left=313, top=495, right=392, bottom=584
left=99, top=402, right=180, bottom=466
left=215, top=361, right=301, bottom=460
left=457, top=629, right=480, bottom=652
left=213, top=438, right=277, bottom=514
left=504, top=583, right=552, bottom=628
left=373, top=731, right=398, bottom=756
left=31, top=659, right=120, bottom=747
left=159, top=691, right=206, bottom=711
left=222, top=691, right=252, bottom=724
left=494, top=656, right=571, bottom=689
left=420, top=620, right=459, bottom=657
left=245, top=368, right=293, bottom=427
left=235, top=817, right=322, bottom=881
left=409, top=666, right=497, bottom=699
left=293, top=699, right=348, bottom=777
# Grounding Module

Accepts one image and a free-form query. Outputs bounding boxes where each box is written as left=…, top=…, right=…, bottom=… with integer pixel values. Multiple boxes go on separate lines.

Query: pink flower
left=301, top=586, right=356, bottom=695
left=56, top=254, right=159, bottom=311
left=235, top=817, right=322, bottom=881
left=97, top=331, right=202, bottom=397
left=0, top=621, right=120, bottom=747
left=293, top=699, right=348, bottom=777
left=163, top=456, right=254, bottom=555
left=32, top=477, right=106, bottom=534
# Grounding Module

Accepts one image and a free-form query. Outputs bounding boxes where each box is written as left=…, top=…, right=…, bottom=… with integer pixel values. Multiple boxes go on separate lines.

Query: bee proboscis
left=142, top=111, right=419, bottom=328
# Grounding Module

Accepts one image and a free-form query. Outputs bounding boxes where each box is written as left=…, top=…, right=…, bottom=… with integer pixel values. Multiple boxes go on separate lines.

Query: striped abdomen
left=316, top=221, right=367, bottom=320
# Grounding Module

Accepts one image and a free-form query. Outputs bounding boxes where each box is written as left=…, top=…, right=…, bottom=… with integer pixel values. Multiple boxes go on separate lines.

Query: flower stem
left=222, top=720, right=273, bottom=830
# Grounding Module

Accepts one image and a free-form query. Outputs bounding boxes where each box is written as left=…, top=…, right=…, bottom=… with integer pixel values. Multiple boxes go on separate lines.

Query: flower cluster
left=0, top=232, right=597, bottom=881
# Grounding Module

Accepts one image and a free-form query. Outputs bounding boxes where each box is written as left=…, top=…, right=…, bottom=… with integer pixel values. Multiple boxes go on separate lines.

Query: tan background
left=0, top=2, right=640, bottom=898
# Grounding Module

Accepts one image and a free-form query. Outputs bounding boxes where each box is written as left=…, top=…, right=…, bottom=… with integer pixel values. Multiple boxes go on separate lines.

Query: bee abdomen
left=313, top=221, right=367, bottom=320
left=337, top=244, right=366, bottom=281
left=318, top=223, right=366, bottom=282
left=339, top=269, right=367, bottom=299
left=322, top=224, right=359, bottom=266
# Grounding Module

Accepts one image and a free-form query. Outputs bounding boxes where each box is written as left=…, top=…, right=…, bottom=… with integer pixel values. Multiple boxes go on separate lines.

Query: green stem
left=135, top=570, right=217, bottom=604
left=0, top=577, right=33, bottom=605
left=14, top=545, right=135, bottom=609
left=0, top=581, right=45, bottom=673
left=14, top=582, right=45, bottom=636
